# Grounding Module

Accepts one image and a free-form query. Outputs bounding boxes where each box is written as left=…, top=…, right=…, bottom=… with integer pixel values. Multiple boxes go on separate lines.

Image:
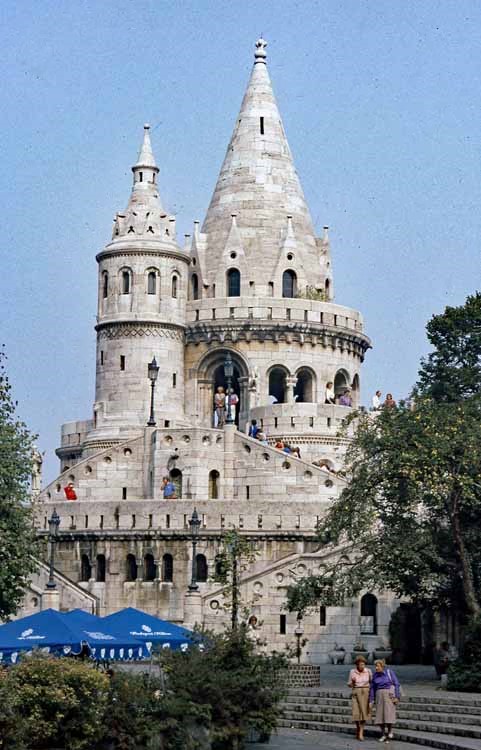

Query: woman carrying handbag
left=369, top=659, right=401, bottom=741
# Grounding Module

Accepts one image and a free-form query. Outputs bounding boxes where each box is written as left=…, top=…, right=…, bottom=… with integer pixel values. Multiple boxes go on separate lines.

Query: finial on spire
left=254, top=37, right=267, bottom=64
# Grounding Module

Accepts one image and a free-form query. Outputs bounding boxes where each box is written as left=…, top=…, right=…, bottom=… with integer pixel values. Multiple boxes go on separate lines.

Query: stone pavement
left=250, top=727, right=433, bottom=749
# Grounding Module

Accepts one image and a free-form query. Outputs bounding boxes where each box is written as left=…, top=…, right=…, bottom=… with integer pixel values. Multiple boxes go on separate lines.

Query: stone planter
left=329, top=649, right=346, bottom=665
left=351, top=650, right=370, bottom=663
left=373, top=649, right=392, bottom=664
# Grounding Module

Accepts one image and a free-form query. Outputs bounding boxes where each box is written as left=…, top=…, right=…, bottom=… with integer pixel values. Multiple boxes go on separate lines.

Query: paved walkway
left=250, top=728, right=432, bottom=749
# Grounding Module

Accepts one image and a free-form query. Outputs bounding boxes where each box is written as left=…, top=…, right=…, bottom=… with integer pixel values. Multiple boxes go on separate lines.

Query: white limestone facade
left=33, top=40, right=404, bottom=663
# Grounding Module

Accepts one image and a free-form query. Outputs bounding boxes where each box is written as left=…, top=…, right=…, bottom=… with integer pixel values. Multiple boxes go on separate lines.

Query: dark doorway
left=269, top=368, right=287, bottom=404
left=294, top=368, right=315, bottom=402
left=213, top=363, right=241, bottom=426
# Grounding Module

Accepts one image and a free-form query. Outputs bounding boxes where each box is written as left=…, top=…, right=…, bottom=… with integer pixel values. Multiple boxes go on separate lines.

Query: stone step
left=278, top=718, right=481, bottom=750
left=287, top=688, right=481, bottom=709
left=281, top=710, right=481, bottom=740
left=286, top=694, right=481, bottom=715
left=281, top=701, right=481, bottom=725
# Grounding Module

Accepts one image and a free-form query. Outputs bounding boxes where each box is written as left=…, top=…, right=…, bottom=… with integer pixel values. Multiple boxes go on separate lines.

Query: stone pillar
left=183, top=590, right=203, bottom=629
left=42, top=589, right=60, bottom=610
left=222, top=423, right=236, bottom=501
left=286, top=376, right=298, bottom=404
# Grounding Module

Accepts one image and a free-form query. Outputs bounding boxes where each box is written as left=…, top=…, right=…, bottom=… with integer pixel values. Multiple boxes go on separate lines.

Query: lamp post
left=294, top=618, right=304, bottom=665
left=147, top=356, right=160, bottom=426
left=188, top=507, right=201, bottom=591
left=46, top=508, right=60, bottom=589
left=223, top=352, right=234, bottom=425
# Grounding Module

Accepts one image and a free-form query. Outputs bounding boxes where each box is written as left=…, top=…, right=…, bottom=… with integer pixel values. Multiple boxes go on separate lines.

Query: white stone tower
left=85, top=125, right=190, bottom=450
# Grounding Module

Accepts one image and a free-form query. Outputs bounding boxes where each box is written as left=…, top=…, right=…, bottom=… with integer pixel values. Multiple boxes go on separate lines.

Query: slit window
left=120, top=355, right=126, bottom=371
left=122, top=487, right=127, bottom=500
left=102, top=272, right=108, bottom=298
left=121, top=270, right=131, bottom=294
left=139, top=171, right=143, bottom=182
left=260, top=116, right=265, bottom=135
left=172, top=373, right=177, bottom=388
left=280, top=614, right=286, bottom=634
left=147, top=271, right=156, bottom=294
left=320, top=606, right=327, bottom=626
left=172, top=275, right=178, bottom=298
left=100, top=350, right=104, bottom=365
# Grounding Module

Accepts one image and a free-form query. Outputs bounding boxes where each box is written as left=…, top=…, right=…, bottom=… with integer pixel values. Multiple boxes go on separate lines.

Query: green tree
left=0, top=348, right=38, bottom=620
left=212, top=528, right=259, bottom=629
left=286, top=293, right=481, bottom=623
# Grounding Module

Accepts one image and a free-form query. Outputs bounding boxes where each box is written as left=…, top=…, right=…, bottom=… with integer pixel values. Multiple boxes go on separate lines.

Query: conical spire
left=134, top=124, right=158, bottom=169
left=201, top=39, right=323, bottom=294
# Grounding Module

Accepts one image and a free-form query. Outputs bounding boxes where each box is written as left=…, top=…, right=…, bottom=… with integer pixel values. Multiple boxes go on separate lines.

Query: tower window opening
left=121, top=270, right=131, bottom=294
left=120, top=355, right=126, bottom=371
left=96, top=554, right=106, bottom=582
left=166, top=514, right=170, bottom=528
left=126, top=554, right=137, bottom=582
left=227, top=268, right=241, bottom=297
left=280, top=614, right=286, bottom=634
left=195, top=554, right=208, bottom=582
left=148, top=513, right=153, bottom=528
left=147, top=271, right=157, bottom=294
left=246, top=485, right=250, bottom=500
left=122, top=487, right=127, bottom=500
left=320, top=606, right=327, bottom=626
left=269, top=367, right=288, bottom=404
left=162, top=553, right=173, bottom=582
left=191, top=273, right=199, bottom=300
left=282, top=269, right=297, bottom=298
left=268, top=281, right=274, bottom=296
left=80, top=554, right=91, bottom=582
left=100, top=350, right=104, bottom=365
left=139, top=171, right=143, bottom=182
left=172, top=275, right=178, bottom=298
left=209, top=470, right=220, bottom=499
left=260, top=116, right=265, bottom=135
left=152, top=173, right=156, bottom=183
left=172, top=373, right=177, bottom=388
left=102, top=272, right=108, bottom=298
left=144, top=553, right=156, bottom=581
left=195, top=310, right=200, bottom=321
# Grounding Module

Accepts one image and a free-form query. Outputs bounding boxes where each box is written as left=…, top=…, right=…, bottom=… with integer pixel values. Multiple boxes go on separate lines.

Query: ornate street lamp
left=188, top=508, right=202, bottom=591
left=147, top=356, right=160, bottom=426
left=294, top=617, right=305, bottom=665
left=46, top=508, right=61, bottom=589
left=223, top=352, right=234, bottom=424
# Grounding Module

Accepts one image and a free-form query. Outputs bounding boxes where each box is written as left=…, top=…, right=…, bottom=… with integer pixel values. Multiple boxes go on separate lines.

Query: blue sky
left=2, top=0, right=480, bottom=482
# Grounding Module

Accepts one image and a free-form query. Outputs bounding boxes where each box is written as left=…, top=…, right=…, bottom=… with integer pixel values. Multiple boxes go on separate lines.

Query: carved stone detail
left=97, top=322, right=185, bottom=342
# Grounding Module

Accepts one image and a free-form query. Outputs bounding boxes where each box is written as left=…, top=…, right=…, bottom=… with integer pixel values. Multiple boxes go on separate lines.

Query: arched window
left=282, top=269, right=297, bottom=298
left=325, top=278, right=330, bottom=297
left=126, top=553, right=138, bottom=582
left=147, top=271, right=157, bottom=295
left=162, top=553, right=173, bottom=582
left=102, top=272, right=109, bottom=299
left=195, top=553, right=208, bottom=582
left=360, top=593, right=378, bottom=635
left=144, top=553, right=156, bottom=581
left=208, top=470, right=220, bottom=499
left=268, top=367, right=288, bottom=404
left=80, top=554, right=91, bottom=582
left=334, top=369, right=349, bottom=399
left=121, top=269, right=131, bottom=294
left=96, top=554, right=106, bottom=583
left=295, top=368, right=315, bottom=403
left=191, top=273, right=199, bottom=300
left=227, top=268, right=241, bottom=297
left=172, top=275, right=178, bottom=298
left=169, top=468, right=182, bottom=498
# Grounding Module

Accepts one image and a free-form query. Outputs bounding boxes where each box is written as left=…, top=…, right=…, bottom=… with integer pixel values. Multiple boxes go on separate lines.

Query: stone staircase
left=280, top=688, right=481, bottom=749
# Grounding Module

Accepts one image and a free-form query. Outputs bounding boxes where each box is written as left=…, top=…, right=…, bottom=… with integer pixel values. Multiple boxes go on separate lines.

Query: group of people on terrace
left=213, top=386, right=239, bottom=427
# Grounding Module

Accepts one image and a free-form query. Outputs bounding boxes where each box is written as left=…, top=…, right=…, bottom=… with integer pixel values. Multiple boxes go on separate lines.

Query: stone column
left=286, top=376, right=298, bottom=404
left=222, top=423, right=236, bottom=501
left=42, top=588, right=60, bottom=610
left=183, top=590, right=203, bottom=629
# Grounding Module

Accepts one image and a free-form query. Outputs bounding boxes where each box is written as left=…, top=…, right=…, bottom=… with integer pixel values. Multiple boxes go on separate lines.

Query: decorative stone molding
left=96, top=247, right=190, bottom=264
left=96, top=321, right=185, bottom=341
left=186, top=322, right=370, bottom=359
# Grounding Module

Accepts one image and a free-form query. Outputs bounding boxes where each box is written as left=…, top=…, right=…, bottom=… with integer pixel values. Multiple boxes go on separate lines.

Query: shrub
left=446, top=620, right=481, bottom=693
left=0, top=654, right=110, bottom=750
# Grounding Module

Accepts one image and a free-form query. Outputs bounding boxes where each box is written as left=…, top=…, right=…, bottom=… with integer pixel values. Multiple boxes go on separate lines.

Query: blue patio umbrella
left=63, top=609, right=150, bottom=661
left=102, top=607, right=197, bottom=651
left=0, top=608, right=148, bottom=664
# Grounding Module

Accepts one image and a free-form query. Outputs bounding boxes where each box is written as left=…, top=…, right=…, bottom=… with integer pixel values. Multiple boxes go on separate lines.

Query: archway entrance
left=268, top=367, right=287, bottom=404
left=196, top=349, right=250, bottom=429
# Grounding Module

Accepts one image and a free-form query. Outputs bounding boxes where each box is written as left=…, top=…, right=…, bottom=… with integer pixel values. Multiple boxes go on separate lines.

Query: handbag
left=386, top=668, right=403, bottom=700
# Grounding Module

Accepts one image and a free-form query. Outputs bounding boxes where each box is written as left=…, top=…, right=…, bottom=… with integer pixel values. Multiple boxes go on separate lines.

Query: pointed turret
left=112, top=125, right=173, bottom=241
left=201, top=39, right=326, bottom=297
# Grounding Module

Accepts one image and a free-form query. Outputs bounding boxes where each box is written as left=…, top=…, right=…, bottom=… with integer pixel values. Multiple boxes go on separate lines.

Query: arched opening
left=96, top=554, right=106, bottom=583
left=213, top=363, right=241, bottom=427
left=195, top=553, right=208, bottom=582
left=351, top=373, right=360, bottom=406
left=334, top=369, right=349, bottom=399
left=121, top=269, right=131, bottom=295
left=169, top=468, right=182, bottom=498
left=294, top=367, right=315, bottom=403
left=325, top=278, right=330, bottom=297
left=208, top=470, right=220, bottom=499
left=126, top=553, right=138, bottom=582
left=196, top=348, right=250, bottom=429
left=227, top=268, right=241, bottom=297
left=172, top=275, right=178, bottom=298
left=360, top=593, right=378, bottom=635
left=147, top=271, right=157, bottom=295
left=282, top=269, right=297, bottom=298
left=268, top=367, right=288, bottom=404
left=191, top=273, right=199, bottom=300
left=80, top=554, right=91, bottom=582
left=162, top=553, right=173, bottom=582
left=102, top=272, right=109, bottom=298
left=144, top=553, right=156, bottom=581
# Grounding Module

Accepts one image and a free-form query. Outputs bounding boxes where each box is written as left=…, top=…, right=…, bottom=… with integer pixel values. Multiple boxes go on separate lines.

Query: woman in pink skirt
left=348, top=655, right=372, bottom=740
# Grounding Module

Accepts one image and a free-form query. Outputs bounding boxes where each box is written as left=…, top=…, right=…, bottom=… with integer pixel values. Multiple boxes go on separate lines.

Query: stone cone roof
left=201, top=39, right=322, bottom=291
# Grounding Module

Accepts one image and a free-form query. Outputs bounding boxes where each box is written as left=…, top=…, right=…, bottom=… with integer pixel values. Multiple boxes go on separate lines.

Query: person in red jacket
left=64, top=482, right=77, bottom=500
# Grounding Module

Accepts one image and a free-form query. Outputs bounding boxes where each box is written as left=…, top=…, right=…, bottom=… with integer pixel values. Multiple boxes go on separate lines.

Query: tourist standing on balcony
left=369, top=659, right=401, bottom=742
left=339, top=389, right=353, bottom=407
left=383, top=393, right=396, bottom=409
left=372, top=390, right=382, bottom=409
left=324, top=381, right=336, bottom=404
left=214, top=386, right=226, bottom=427
left=348, top=655, right=372, bottom=741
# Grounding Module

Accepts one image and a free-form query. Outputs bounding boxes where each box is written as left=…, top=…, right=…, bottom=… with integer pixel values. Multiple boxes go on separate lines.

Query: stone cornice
left=96, top=246, right=190, bottom=265
left=96, top=321, right=185, bottom=340
left=186, top=321, right=371, bottom=358
left=37, top=529, right=318, bottom=543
